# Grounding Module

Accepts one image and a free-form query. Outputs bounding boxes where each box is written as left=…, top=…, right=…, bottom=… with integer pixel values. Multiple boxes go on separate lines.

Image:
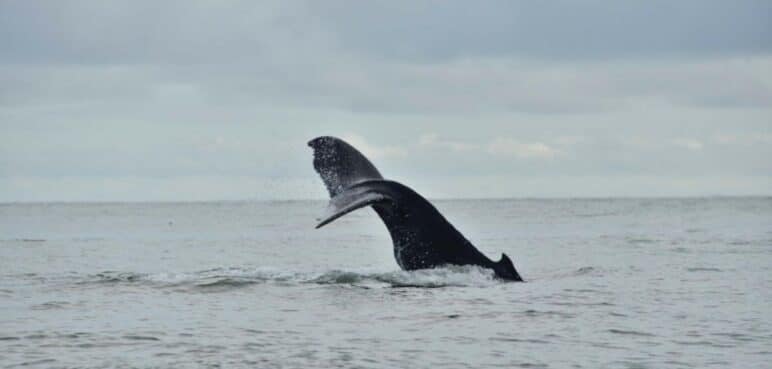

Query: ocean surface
left=1, top=198, right=770, bottom=368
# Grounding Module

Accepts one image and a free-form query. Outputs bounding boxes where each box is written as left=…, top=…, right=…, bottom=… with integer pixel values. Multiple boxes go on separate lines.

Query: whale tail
left=308, top=135, right=525, bottom=282
left=315, top=182, right=392, bottom=229
left=308, top=136, right=393, bottom=228
left=495, top=253, right=524, bottom=282
left=308, top=136, right=383, bottom=197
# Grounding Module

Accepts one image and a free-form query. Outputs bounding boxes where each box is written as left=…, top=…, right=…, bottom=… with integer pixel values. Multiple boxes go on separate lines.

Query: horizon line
left=2, top=194, right=771, bottom=205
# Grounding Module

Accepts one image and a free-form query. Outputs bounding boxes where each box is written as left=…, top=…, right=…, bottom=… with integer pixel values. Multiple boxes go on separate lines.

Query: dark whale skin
left=309, top=136, right=523, bottom=282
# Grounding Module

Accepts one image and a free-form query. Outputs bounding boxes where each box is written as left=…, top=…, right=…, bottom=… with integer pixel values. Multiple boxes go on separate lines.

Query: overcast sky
left=1, top=1, right=771, bottom=201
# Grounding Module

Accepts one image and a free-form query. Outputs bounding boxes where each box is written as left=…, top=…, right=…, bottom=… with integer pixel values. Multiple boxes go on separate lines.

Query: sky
left=1, top=0, right=771, bottom=201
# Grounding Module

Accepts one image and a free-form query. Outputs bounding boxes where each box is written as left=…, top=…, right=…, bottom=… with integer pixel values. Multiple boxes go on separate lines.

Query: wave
left=19, top=265, right=603, bottom=291
left=686, top=267, right=723, bottom=272
left=0, top=238, right=46, bottom=243
left=545, top=266, right=603, bottom=280
left=82, top=265, right=502, bottom=290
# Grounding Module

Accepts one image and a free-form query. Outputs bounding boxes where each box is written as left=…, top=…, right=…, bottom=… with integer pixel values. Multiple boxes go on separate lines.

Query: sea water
left=1, top=198, right=770, bottom=368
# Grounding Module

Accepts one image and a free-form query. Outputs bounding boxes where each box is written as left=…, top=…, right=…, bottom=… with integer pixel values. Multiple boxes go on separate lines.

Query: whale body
left=309, top=136, right=523, bottom=281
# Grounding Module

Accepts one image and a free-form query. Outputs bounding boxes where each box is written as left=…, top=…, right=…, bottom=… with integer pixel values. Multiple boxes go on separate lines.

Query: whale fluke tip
left=496, top=253, right=524, bottom=282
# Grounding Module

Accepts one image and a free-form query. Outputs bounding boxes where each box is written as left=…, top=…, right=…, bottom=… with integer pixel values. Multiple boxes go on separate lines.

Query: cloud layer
left=1, top=1, right=770, bottom=201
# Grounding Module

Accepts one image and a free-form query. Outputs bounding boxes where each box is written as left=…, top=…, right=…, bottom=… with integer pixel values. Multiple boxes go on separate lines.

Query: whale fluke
left=308, top=136, right=383, bottom=197
left=494, top=253, right=522, bottom=282
left=315, top=184, right=389, bottom=229
left=308, top=136, right=523, bottom=282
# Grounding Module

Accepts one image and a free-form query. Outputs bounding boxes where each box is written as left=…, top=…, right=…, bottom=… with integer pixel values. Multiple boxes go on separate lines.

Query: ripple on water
left=489, top=336, right=551, bottom=344
left=711, top=332, right=755, bottom=342
left=74, top=265, right=505, bottom=291
left=671, top=247, right=692, bottom=253
left=30, top=301, right=71, bottom=310
left=672, top=340, right=736, bottom=348
left=522, top=309, right=576, bottom=319
left=309, top=270, right=365, bottom=284
left=122, top=335, right=161, bottom=341
left=607, top=329, right=656, bottom=337
left=194, top=277, right=262, bottom=291
left=686, top=267, right=723, bottom=272
left=89, top=271, right=147, bottom=283
left=574, top=266, right=597, bottom=275
left=512, top=363, right=549, bottom=368
left=627, top=237, right=658, bottom=245
left=6, top=359, right=57, bottom=368
left=549, top=301, right=615, bottom=307
left=547, top=266, right=603, bottom=280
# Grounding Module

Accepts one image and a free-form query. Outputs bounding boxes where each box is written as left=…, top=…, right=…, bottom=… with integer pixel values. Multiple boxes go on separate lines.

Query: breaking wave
left=81, top=265, right=502, bottom=290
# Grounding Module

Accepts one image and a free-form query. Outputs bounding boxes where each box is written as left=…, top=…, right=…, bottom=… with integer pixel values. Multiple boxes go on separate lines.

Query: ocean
left=1, top=198, right=770, bottom=368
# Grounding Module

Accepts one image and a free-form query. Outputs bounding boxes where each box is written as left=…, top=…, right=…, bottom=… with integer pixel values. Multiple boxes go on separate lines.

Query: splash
left=82, top=265, right=502, bottom=290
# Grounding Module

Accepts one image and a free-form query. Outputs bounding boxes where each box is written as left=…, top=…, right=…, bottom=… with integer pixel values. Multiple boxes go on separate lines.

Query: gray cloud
left=3, top=1, right=770, bottom=65
left=0, top=1, right=770, bottom=201
left=0, top=1, right=331, bottom=64
left=312, top=0, right=772, bottom=61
